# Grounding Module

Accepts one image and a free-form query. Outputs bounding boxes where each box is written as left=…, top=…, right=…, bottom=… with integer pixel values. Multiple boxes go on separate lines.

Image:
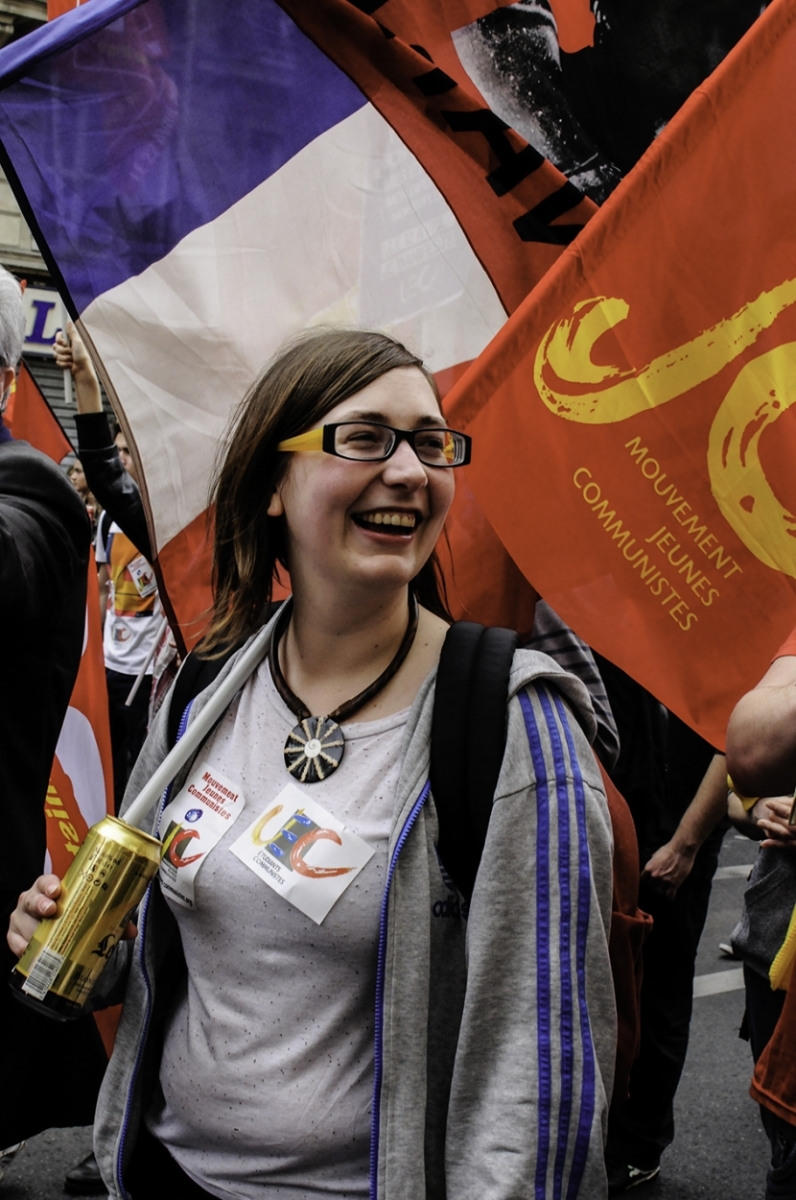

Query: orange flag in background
left=446, top=0, right=796, bottom=748
left=5, top=363, right=71, bottom=462
left=438, top=477, right=538, bottom=638
left=46, top=554, right=113, bottom=877
left=47, top=0, right=82, bottom=20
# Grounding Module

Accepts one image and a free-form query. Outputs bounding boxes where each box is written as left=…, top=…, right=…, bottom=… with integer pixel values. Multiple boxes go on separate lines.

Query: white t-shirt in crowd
left=147, top=658, right=410, bottom=1200
left=95, top=517, right=160, bottom=677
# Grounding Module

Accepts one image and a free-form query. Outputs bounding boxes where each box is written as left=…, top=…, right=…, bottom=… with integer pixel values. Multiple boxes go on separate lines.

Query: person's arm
left=727, top=788, right=766, bottom=841
left=726, top=655, right=796, bottom=798
left=53, top=325, right=153, bottom=559
left=728, top=794, right=796, bottom=851
left=445, top=683, right=614, bottom=1199
left=642, top=752, right=726, bottom=899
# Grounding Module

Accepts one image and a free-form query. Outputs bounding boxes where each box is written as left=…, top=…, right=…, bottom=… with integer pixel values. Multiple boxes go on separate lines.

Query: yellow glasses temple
left=277, top=428, right=324, bottom=453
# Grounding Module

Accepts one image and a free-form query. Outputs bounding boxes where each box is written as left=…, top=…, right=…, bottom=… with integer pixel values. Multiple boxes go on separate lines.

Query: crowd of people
left=2, top=260, right=796, bottom=1199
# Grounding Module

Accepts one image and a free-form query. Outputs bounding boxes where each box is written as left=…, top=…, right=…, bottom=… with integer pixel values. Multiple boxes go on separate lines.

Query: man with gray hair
left=0, top=265, right=25, bottom=392
left=0, top=266, right=107, bottom=1182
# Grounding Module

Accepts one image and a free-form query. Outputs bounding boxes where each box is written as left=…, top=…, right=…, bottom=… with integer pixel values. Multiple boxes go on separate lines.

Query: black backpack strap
left=431, top=622, right=518, bottom=902
left=165, top=604, right=286, bottom=744
left=165, top=603, right=285, bottom=748
left=465, top=626, right=520, bottom=857
left=165, top=648, right=236, bottom=749
left=431, top=622, right=484, bottom=898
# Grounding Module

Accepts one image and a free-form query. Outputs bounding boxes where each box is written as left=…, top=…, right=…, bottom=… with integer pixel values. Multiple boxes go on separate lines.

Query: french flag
left=0, top=0, right=588, bottom=644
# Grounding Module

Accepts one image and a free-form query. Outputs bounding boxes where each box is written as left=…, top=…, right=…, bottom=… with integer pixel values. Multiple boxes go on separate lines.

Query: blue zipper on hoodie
left=115, top=700, right=194, bottom=1199
left=369, top=780, right=431, bottom=1200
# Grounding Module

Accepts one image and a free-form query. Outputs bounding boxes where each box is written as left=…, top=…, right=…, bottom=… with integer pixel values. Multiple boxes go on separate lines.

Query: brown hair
left=201, top=328, right=451, bottom=656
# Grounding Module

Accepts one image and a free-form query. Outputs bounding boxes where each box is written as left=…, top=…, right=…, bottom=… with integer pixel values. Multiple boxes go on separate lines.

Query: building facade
left=0, top=0, right=99, bottom=447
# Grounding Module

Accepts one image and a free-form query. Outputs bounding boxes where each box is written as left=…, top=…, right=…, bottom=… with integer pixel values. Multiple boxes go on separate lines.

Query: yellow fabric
left=771, top=901, right=796, bottom=991
left=727, top=774, right=758, bottom=811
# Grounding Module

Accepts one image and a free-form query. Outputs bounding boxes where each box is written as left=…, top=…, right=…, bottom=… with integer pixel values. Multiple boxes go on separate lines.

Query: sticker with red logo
left=158, top=762, right=246, bottom=908
left=127, top=553, right=157, bottom=599
left=229, top=783, right=374, bottom=924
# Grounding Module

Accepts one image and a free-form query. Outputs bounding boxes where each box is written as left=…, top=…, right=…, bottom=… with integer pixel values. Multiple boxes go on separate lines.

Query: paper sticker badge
left=230, top=783, right=374, bottom=925
left=158, top=762, right=246, bottom=908
left=127, top=553, right=158, bottom=600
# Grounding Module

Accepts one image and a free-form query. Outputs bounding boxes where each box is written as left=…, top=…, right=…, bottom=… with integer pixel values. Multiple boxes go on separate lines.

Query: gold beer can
left=9, top=815, right=161, bottom=1020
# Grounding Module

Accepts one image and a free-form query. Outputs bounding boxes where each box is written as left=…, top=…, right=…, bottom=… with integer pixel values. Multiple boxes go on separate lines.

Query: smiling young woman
left=9, top=329, right=615, bottom=1200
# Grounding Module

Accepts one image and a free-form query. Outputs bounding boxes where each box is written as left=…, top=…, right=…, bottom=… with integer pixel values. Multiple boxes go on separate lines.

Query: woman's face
left=269, top=366, right=456, bottom=601
left=68, top=461, right=87, bottom=495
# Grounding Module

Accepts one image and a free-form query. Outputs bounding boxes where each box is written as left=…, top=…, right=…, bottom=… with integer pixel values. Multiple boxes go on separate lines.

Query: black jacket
left=0, top=439, right=90, bottom=894
left=0, top=439, right=108, bottom=1149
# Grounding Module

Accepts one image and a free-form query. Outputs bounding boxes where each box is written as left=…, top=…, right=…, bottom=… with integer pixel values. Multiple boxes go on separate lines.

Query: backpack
left=166, top=618, right=648, bottom=1097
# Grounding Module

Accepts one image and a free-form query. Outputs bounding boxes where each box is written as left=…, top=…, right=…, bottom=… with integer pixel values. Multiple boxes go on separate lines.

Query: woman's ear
left=266, top=487, right=285, bottom=518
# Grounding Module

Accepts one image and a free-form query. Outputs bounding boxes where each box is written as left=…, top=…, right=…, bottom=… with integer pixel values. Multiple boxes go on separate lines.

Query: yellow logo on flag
left=534, top=279, right=796, bottom=578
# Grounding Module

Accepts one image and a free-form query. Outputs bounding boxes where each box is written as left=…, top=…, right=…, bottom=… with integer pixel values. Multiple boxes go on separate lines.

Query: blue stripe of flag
left=0, top=0, right=367, bottom=313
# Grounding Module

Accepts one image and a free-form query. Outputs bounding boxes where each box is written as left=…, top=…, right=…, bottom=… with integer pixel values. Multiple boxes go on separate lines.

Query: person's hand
left=53, top=321, right=94, bottom=382
left=642, top=839, right=697, bottom=900
left=754, top=797, right=796, bottom=850
left=7, top=875, right=62, bottom=957
left=7, top=875, right=137, bottom=958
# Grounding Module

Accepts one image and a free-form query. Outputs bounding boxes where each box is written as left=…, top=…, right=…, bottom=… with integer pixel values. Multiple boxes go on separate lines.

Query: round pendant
left=284, top=716, right=345, bottom=783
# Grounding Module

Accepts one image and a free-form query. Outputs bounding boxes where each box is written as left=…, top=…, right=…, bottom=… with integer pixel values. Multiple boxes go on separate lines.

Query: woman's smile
left=351, top=507, right=421, bottom=535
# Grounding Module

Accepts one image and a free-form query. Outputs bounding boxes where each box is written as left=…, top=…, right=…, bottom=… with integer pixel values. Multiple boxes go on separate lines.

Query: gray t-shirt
left=147, top=660, right=409, bottom=1199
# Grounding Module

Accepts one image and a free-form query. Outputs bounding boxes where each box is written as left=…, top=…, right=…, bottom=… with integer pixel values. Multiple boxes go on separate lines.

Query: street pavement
left=0, top=1127, right=93, bottom=1200
left=0, top=827, right=773, bottom=1198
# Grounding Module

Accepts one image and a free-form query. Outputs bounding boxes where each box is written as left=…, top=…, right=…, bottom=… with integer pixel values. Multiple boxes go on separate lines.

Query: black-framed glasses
left=278, top=421, right=472, bottom=468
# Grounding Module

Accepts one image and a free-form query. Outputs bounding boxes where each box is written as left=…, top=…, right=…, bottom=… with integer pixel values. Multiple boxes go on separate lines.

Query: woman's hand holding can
left=7, top=875, right=138, bottom=959
left=7, top=875, right=62, bottom=957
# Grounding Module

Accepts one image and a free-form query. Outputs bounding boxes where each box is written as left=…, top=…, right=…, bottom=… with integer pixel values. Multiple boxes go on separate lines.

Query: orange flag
left=47, top=0, right=82, bottom=19
left=4, top=363, right=71, bottom=462
left=445, top=0, right=796, bottom=749
left=45, top=553, right=114, bottom=877
left=438, top=476, right=538, bottom=638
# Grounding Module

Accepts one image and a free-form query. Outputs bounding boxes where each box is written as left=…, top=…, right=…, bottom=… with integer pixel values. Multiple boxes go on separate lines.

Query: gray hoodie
left=92, top=622, right=615, bottom=1199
